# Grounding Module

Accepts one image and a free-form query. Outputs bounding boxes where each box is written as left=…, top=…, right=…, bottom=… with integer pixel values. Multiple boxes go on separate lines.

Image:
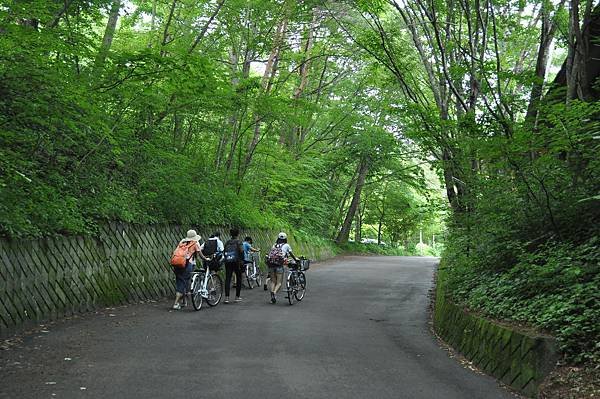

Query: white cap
left=278, top=232, right=287, bottom=240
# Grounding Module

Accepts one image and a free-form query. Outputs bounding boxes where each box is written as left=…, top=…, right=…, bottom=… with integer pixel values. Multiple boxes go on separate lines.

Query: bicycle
left=285, top=256, right=309, bottom=305
left=244, top=251, right=263, bottom=289
left=189, top=257, right=224, bottom=310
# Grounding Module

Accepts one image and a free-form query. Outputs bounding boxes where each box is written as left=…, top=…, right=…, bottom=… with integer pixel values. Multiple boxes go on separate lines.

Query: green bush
left=338, top=241, right=412, bottom=256
left=443, top=237, right=600, bottom=363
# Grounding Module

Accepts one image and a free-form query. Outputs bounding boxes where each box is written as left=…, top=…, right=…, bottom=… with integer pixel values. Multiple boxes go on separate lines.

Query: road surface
left=0, top=256, right=516, bottom=398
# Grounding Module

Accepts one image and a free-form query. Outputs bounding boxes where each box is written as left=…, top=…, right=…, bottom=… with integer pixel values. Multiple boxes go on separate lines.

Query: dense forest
left=1, top=0, right=598, bottom=369
left=0, top=0, right=445, bottom=253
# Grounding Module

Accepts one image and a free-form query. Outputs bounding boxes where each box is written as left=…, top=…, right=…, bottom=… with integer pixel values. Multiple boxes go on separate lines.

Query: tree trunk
left=188, top=0, right=226, bottom=54
left=241, top=17, right=288, bottom=177
left=377, top=184, right=387, bottom=245
left=262, top=18, right=288, bottom=91
left=48, top=0, right=75, bottom=28
left=336, top=158, right=369, bottom=244
left=224, top=46, right=251, bottom=176
left=94, top=0, right=121, bottom=72
left=281, top=11, right=317, bottom=146
left=147, top=0, right=157, bottom=47
left=525, top=1, right=559, bottom=125
left=567, top=0, right=582, bottom=101
left=550, top=4, right=600, bottom=101
left=332, top=170, right=357, bottom=237
left=441, top=148, right=466, bottom=212
left=162, top=0, right=177, bottom=48
left=354, top=212, right=361, bottom=243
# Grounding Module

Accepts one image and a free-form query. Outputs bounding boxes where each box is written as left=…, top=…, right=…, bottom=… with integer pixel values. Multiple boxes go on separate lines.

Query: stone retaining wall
left=0, top=222, right=335, bottom=337
left=434, top=270, right=559, bottom=398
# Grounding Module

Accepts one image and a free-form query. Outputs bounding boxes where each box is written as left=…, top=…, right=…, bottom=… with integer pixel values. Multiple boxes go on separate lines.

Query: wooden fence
left=0, top=222, right=335, bottom=337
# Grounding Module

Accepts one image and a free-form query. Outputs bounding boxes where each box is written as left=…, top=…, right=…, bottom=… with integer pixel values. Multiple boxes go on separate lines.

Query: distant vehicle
left=361, top=238, right=386, bottom=246
left=360, top=238, right=378, bottom=244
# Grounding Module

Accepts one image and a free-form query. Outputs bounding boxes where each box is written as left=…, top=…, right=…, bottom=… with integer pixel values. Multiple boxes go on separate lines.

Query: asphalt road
left=0, top=256, right=516, bottom=399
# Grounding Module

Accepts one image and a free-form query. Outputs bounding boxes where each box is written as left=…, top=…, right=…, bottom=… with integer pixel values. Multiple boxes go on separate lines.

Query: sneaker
left=235, top=297, right=242, bottom=303
left=270, top=293, right=276, bottom=304
left=224, top=297, right=230, bottom=304
left=172, top=303, right=181, bottom=310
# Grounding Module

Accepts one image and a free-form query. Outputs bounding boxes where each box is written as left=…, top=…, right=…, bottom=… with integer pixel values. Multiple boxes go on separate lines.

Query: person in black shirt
left=223, top=228, right=244, bottom=303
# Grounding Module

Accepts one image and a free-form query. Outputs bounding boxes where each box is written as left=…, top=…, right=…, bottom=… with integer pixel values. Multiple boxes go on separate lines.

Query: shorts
left=268, top=265, right=284, bottom=274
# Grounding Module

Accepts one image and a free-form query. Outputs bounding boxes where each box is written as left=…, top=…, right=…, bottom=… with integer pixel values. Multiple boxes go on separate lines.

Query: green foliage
left=337, top=241, right=411, bottom=256
left=443, top=238, right=600, bottom=363
left=3, top=0, right=596, bottom=369
left=438, top=100, right=600, bottom=362
left=343, top=0, right=600, bottom=365
left=0, top=0, right=438, bottom=243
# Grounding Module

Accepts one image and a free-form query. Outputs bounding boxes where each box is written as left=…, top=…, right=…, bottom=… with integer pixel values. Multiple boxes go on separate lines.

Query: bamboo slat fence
left=0, top=222, right=334, bottom=336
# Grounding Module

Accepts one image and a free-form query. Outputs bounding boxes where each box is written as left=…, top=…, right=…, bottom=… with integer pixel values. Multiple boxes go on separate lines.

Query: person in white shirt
left=266, top=232, right=297, bottom=304
left=200, top=232, right=224, bottom=268
left=200, top=232, right=224, bottom=254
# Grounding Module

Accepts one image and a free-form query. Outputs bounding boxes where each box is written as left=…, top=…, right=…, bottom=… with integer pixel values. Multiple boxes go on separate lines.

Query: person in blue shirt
left=243, top=236, right=260, bottom=263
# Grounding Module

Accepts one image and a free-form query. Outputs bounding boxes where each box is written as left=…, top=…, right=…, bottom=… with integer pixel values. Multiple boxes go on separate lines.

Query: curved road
left=1, top=256, right=516, bottom=398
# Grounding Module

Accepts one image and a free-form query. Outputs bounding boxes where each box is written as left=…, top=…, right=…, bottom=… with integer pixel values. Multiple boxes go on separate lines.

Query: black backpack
left=203, top=239, right=218, bottom=256
left=223, top=239, right=241, bottom=263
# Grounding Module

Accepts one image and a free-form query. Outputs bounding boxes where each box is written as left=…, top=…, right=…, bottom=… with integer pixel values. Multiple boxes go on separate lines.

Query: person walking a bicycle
left=266, top=232, right=298, bottom=304
left=170, top=229, right=210, bottom=310
left=200, top=232, right=224, bottom=271
left=242, top=236, right=260, bottom=285
left=223, top=228, right=244, bottom=304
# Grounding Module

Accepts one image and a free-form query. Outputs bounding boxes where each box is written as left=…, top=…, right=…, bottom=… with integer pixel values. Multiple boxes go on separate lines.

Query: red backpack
left=170, top=241, right=197, bottom=268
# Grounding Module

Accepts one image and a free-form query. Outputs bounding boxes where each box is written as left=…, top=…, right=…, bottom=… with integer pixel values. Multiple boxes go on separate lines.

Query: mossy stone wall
left=434, top=268, right=558, bottom=398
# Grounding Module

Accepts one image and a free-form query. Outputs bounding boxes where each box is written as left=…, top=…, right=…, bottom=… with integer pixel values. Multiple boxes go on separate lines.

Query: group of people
left=171, top=228, right=298, bottom=309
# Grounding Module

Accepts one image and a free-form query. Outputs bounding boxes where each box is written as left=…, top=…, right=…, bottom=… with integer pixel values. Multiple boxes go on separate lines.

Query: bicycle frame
left=285, top=264, right=306, bottom=304
left=244, top=252, right=263, bottom=289
left=189, top=258, right=223, bottom=310
left=245, top=259, right=257, bottom=279
left=196, top=268, right=211, bottom=298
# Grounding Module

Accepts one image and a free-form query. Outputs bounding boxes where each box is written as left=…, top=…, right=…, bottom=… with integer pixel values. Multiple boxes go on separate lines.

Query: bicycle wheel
left=246, top=264, right=253, bottom=289
left=286, top=273, right=295, bottom=305
left=206, top=274, right=223, bottom=306
left=294, top=271, right=306, bottom=301
left=191, top=273, right=203, bottom=311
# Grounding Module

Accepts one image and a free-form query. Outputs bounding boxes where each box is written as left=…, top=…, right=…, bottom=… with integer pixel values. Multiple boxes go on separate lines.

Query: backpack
left=223, top=239, right=241, bottom=263
left=170, top=241, right=196, bottom=268
left=267, top=244, right=285, bottom=266
left=203, top=239, right=218, bottom=256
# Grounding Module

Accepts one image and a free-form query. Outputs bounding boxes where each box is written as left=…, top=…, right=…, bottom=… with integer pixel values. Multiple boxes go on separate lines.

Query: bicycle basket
left=288, top=260, right=300, bottom=269
left=300, top=258, right=310, bottom=271
left=207, top=258, right=222, bottom=272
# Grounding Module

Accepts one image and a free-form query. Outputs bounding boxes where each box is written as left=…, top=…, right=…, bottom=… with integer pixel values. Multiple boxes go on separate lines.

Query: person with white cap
left=266, top=232, right=297, bottom=304
left=172, top=229, right=208, bottom=310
